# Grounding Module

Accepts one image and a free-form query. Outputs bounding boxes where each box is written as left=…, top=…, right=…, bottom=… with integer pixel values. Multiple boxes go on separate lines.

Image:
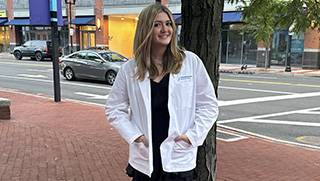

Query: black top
left=150, top=73, right=170, bottom=176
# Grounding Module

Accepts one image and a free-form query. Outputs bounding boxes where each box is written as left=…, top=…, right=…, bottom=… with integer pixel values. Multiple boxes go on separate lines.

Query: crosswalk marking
left=75, top=92, right=109, bottom=100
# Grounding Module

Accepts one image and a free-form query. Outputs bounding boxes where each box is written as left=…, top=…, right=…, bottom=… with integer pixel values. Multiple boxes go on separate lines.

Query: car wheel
left=14, top=51, right=22, bottom=60
left=106, top=70, right=116, bottom=85
left=64, top=67, right=75, bottom=81
left=35, top=52, right=43, bottom=61
left=34, top=52, right=43, bottom=61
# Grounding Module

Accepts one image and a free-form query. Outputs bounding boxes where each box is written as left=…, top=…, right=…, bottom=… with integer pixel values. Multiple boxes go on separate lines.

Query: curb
left=219, top=69, right=255, bottom=74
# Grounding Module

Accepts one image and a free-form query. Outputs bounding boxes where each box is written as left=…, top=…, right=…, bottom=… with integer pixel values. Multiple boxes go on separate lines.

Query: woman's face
left=152, top=12, right=173, bottom=48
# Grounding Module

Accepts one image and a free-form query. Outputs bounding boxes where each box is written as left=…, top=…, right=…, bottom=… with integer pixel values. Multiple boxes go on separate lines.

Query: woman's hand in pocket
left=134, top=135, right=149, bottom=147
left=174, top=134, right=191, bottom=145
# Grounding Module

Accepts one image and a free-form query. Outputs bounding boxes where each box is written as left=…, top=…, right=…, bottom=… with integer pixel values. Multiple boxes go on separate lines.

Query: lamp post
left=285, top=32, right=292, bottom=72
left=65, top=0, right=76, bottom=53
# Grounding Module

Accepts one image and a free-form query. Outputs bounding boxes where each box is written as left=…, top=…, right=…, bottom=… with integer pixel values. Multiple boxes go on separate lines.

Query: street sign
left=29, top=0, right=63, bottom=26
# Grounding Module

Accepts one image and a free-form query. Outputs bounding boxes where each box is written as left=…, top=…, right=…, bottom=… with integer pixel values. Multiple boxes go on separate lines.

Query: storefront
left=0, top=18, right=9, bottom=52
left=108, top=15, right=138, bottom=58
left=270, top=30, right=304, bottom=66
left=220, top=12, right=258, bottom=65
left=221, top=24, right=258, bottom=65
left=71, top=16, right=96, bottom=50
left=5, top=18, right=69, bottom=51
left=79, top=26, right=96, bottom=49
left=0, top=9, right=9, bottom=52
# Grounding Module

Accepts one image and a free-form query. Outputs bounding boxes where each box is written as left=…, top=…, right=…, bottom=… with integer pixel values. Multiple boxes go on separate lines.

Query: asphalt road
left=0, top=56, right=319, bottom=150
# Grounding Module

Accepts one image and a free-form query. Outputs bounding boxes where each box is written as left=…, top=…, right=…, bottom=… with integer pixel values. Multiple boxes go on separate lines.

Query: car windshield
left=99, top=52, right=128, bottom=62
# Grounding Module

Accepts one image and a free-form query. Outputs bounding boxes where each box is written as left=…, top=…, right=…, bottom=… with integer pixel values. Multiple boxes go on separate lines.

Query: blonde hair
left=133, top=3, right=185, bottom=80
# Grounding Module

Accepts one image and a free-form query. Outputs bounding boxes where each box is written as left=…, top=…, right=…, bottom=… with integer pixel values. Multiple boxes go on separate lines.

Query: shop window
left=271, top=30, right=287, bottom=66
left=243, top=33, right=257, bottom=65
left=220, top=27, right=257, bottom=65
left=290, top=33, right=304, bottom=66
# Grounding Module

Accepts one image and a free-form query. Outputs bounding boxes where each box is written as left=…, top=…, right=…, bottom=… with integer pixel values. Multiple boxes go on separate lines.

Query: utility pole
left=29, top=0, right=62, bottom=102
left=65, top=0, right=76, bottom=53
left=50, top=0, right=61, bottom=102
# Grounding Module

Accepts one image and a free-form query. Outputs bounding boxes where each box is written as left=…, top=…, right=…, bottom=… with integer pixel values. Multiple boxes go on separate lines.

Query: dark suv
left=12, top=40, right=61, bottom=61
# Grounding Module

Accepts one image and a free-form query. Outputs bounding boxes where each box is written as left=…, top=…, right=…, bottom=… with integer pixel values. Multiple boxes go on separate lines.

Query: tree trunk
left=180, top=0, right=223, bottom=180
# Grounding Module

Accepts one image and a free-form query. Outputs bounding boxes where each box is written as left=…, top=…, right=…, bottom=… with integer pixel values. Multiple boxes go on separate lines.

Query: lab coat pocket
left=132, top=142, right=149, bottom=161
left=174, top=140, right=192, bottom=150
left=171, top=140, right=193, bottom=163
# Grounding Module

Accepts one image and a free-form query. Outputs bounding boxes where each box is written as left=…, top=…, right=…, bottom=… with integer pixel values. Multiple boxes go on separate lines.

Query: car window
left=110, top=53, right=128, bottom=62
left=23, top=41, right=31, bottom=47
left=87, top=52, right=102, bottom=62
left=33, top=41, right=46, bottom=47
left=69, top=52, right=87, bottom=59
left=30, top=41, right=38, bottom=47
left=99, top=52, right=111, bottom=61
left=99, top=52, right=127, bottom=62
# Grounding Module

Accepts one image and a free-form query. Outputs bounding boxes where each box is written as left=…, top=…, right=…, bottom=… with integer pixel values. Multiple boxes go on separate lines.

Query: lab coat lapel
left=138, top=72, right=152, bottom=143
left=137, top=72, right=153, bottom=169
left=138, top=72, right=151, bottom=112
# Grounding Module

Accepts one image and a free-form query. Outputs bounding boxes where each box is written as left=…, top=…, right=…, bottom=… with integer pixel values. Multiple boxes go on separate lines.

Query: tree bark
left=180, top=0, right=223, bottom=180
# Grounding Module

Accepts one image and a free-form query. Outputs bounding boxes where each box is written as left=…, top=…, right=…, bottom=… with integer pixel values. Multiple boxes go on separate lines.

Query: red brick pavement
left=0, top=90, right=320, bottom=181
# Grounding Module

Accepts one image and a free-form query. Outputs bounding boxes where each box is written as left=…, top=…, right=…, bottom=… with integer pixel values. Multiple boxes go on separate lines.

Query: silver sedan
left=59, top=50, right=128, bottom=85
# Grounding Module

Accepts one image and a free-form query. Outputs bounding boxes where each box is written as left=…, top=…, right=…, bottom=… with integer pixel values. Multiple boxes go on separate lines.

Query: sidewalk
left=1, top=90, right=320, bottom=181
left=0, top=52, right=11, bottom=58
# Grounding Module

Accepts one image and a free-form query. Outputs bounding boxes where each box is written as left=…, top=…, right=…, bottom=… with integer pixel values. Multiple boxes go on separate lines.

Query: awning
left=223, top=12, right=242, bottom=23
left=5, top=19, right=30, bottom=25
left=71, top=17, right=95, bottom=25
left=0, top=18, right=7, bottom=25
left=173, top=14, right=182, bottom=25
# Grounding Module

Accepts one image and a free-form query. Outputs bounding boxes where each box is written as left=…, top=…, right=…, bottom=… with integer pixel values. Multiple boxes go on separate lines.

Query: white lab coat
left=105, top=51, right=219, bottom=177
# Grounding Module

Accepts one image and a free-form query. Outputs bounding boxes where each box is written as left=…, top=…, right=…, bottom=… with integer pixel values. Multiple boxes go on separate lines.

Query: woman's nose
left=160, top=24, right=167, bottom=32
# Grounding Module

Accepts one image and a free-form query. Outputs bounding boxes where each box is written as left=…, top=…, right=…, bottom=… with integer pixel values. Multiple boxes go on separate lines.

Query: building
left=0, top=0, right=319, bottom=69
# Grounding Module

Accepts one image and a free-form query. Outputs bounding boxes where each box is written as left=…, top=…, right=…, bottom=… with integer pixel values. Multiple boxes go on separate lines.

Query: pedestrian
left=105, top=3, right=219, bottom=181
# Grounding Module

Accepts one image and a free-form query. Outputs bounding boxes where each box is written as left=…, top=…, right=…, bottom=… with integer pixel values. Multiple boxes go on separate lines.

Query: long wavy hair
left=133, top=3, right=185, bottom=80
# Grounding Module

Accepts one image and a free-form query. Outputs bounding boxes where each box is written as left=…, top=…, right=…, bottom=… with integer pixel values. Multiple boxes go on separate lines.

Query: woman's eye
left=154, top=23, right=160, bottom=27
left=165, top=22, right=172, bottom=26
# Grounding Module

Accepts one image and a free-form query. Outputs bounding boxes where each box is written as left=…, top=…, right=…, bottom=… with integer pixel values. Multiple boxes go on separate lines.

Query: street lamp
left=65, top=0, right=76, bottom=53
left=285, top=31, right=293, bottom=72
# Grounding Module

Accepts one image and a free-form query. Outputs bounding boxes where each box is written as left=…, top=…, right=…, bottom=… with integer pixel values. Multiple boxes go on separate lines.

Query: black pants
left=130, top=166, right=194, bottom=181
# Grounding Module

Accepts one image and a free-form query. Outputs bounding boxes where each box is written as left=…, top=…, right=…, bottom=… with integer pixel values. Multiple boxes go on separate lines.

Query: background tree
left=240, top=0, right=286, bottom=68
left=239, top=0, right=320, bottom=68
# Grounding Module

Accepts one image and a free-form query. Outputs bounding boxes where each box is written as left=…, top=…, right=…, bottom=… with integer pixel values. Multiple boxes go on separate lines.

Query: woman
left=105, top=3, right=219, bottom=181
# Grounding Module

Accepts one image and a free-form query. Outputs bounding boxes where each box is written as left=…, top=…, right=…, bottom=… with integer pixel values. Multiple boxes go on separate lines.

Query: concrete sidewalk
left=0, top=90, right=320, bottom=181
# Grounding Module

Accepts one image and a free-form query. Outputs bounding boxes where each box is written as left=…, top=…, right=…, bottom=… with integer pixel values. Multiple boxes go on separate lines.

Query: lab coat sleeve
left=105, top=65, right=143, bottom=144
left=185, top=56, right=219, bottom=147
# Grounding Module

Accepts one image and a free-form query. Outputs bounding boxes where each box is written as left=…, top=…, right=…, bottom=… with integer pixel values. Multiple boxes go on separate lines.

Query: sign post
left=29, top=0, right=62, bottom=102
left=50, top=0, right=61, bottom=102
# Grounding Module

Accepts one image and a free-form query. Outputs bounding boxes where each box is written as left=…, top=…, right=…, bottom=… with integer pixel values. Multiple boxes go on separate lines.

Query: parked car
left=11, top=40, right=62, bottom=61
left=59, top=50, right=128, bottom=85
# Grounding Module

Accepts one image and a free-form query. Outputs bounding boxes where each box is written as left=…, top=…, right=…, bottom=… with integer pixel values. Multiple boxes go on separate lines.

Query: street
left=0, top=56, right=320, bottom=149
